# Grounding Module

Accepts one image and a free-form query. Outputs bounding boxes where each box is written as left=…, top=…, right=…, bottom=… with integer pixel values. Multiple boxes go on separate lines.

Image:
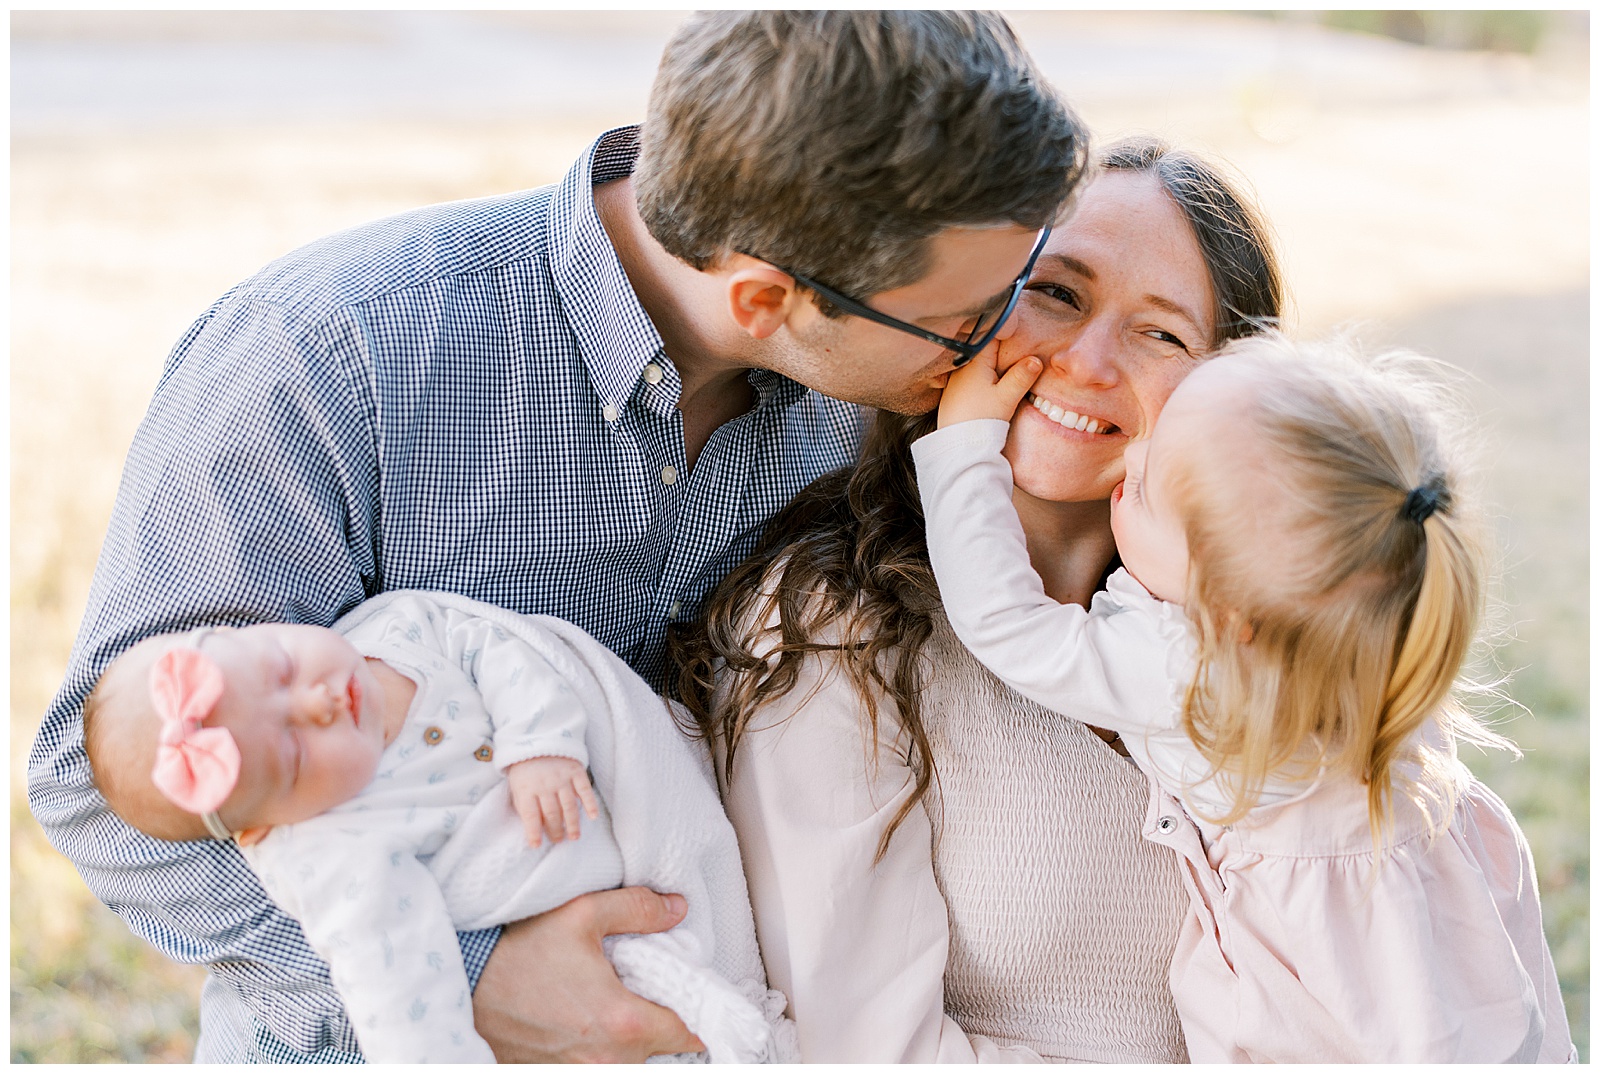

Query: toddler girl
left=912, top=333, right=1573, bottom=1062
left=83, top=589, right=791, bottom=1064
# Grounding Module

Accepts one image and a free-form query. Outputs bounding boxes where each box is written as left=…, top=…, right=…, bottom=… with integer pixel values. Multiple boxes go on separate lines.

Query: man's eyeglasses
left=750, top=226, right=1051, bottom=368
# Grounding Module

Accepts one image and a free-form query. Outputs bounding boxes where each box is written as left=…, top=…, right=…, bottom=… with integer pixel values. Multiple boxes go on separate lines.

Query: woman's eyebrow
left=1037, top=252, right=1204, bottom=335
left=1144, top=294, right=1206, bottom=335
left=1037, top=252, right=1094, bottom=279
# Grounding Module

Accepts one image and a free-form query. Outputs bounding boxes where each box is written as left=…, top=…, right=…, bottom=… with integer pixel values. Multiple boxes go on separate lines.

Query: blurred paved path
left=12, top=11, right=1581, bottom=134
left=14, top=10, right=1585, bottom=330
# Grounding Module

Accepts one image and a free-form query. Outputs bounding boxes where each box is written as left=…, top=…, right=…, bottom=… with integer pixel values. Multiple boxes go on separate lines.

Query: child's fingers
left=521, top=799, right=545, bottom=847
left=539, top=791, right=567, bottom=842
left=992, top=355, right=1044, bottom=414
left=967, top=336, right=1005, bottom=378
left=946, top=349, right=1000, bottom=394
left=558, top=787, right=583, bottom=841
left=575, top=777, right=601, bottom=820
left=507, top=778, right=538, bottom=842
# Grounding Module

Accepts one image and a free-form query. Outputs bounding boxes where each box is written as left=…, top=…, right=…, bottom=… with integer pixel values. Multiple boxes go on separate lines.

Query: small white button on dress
left=661, top=465, right=678, bottom=486
left=601, top=404, right=620, bottom=423
left=1156, top=816, right=1178, bottom=834
left=642, top=363, right=665, bottom=385
left=668, top=600, right=682, bottom=618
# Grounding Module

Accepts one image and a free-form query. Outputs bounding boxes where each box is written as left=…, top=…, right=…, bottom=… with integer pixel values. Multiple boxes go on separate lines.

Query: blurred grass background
left=11, top=10, right=1588, bottom=1062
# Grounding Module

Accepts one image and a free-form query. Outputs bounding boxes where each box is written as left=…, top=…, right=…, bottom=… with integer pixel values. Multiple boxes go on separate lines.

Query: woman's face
left=999, top=170, right=1217, bottom=504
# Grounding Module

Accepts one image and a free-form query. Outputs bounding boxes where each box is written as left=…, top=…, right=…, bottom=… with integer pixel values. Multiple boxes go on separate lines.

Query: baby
left=83, top=589, right=789, bottom=1064
left=913, top=333, right=1573, bottom=1062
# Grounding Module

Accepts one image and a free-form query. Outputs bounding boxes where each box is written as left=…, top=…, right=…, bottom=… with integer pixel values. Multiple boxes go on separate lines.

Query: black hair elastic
left=1402, top=474, right=1449, bottom=525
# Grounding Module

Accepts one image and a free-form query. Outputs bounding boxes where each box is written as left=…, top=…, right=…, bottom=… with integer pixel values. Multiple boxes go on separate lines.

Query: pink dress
left=1147, top=753, right=1572, bottom=1061
left=914, top=419, right=1576, bottom=1062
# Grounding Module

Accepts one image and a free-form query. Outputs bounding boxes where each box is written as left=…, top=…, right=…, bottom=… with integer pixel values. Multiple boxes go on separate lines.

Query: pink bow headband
left=148, top=630, right=239, bottom=841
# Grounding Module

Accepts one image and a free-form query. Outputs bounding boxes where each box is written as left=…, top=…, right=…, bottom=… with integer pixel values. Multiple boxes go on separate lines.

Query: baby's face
left=200, top=623, right=388, bottom=830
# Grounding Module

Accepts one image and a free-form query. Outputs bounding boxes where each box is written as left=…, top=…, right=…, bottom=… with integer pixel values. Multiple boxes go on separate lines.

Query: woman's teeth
left=1027, top=393, right=1112, bottom=435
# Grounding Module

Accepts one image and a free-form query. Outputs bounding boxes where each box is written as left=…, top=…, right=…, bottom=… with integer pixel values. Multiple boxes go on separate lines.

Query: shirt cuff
left=460, top=925, right=502, bottom=992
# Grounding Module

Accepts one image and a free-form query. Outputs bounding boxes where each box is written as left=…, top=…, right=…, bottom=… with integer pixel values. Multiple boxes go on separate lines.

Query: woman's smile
left=1024, top=391, right=1121, bottom=437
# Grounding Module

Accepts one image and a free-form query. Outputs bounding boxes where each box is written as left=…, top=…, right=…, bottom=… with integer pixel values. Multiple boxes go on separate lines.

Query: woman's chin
left=1005, top=407, right=1125, bottom=504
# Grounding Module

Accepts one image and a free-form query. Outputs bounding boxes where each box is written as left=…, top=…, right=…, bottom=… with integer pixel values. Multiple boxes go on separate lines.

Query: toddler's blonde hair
left=1173, top=334, right=1509, bottom=843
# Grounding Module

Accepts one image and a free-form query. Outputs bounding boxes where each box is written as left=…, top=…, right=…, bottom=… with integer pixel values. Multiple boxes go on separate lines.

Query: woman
left=675, top=138, right=1285, bottom=1062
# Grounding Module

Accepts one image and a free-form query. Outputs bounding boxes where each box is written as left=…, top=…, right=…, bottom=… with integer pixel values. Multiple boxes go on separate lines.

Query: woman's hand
left=937, top=346, right=1043, bottom=429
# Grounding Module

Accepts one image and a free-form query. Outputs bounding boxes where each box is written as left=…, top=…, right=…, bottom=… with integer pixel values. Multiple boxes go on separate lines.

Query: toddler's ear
left=235, top=826, right=272, bottom=847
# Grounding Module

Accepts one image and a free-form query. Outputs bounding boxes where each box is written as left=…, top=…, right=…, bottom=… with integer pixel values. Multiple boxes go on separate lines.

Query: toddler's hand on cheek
left=938, top=348, right=1043, bottom=428
left=507, top=756, right=601, bottom=846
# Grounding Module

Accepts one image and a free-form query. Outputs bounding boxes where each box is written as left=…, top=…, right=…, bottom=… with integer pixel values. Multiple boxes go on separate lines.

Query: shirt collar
left=548, top=125, right=669, bottom=414
left=548, top=125, right=811, bottom=418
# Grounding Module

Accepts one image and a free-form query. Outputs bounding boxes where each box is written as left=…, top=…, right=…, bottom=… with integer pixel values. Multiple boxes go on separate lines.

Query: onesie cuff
left=495, top=738, right=589, bottom=772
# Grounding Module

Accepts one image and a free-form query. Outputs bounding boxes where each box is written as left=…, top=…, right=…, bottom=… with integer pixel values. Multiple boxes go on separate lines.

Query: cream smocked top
left=718, top=609, right=1189, bottom=1063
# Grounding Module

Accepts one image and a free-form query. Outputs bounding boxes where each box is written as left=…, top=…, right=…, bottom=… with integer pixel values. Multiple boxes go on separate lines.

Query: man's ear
left=723, top=258, right=804, bottom=341
left=235, top=825, right=272, bottom=847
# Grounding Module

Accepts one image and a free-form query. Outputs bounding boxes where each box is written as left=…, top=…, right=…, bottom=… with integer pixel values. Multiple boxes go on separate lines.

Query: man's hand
left=937, top=345, right=1043, bottom=428
left=473, top=887, right=705, bottom=1062
left=507, top=755, right=601, bottom=846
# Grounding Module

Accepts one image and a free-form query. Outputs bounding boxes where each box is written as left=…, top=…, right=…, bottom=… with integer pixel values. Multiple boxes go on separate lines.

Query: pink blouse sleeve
left=718, top=645, right=1042, bottom=1063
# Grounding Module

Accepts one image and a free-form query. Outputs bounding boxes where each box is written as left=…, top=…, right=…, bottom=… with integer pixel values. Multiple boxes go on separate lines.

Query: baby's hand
left=507, top=756, right=600, bottom=846
left=938, top=346, right=1044, bottom=429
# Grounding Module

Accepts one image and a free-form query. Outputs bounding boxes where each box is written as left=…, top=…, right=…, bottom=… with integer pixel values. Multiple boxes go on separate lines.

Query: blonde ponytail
left=1172, top=335, right=1511, bottom=845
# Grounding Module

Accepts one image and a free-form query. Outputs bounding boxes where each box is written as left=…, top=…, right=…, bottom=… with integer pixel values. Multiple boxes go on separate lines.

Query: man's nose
left=992, top=304, right=1023, bottom=343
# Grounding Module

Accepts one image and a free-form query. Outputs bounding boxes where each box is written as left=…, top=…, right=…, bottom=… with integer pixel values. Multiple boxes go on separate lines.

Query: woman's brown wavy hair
left=672, top=138, right=1285, bottom=860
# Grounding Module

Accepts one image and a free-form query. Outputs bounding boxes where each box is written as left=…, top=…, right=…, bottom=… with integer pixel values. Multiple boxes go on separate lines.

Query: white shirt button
left=668, top=600, right=682, bottom=618
left=661, top=465, right=678, bottom=486
left=601, top=404, right=620, bottom=423
left=1156, top=816, right=1178, bottom=834
left=642, top=363, right=665, bottom=385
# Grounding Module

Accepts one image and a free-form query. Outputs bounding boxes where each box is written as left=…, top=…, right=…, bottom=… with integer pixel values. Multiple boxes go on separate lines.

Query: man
left=29, top=10, right=1087, bottom=1062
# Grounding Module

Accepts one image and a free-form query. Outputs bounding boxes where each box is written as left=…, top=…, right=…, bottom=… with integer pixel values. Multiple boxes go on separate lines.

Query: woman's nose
left=1047, top=321, right=1120, bottom=387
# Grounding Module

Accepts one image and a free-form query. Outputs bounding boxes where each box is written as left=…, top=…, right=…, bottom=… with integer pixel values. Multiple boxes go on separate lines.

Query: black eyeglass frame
left=750, top=226, right=1052, bottom=368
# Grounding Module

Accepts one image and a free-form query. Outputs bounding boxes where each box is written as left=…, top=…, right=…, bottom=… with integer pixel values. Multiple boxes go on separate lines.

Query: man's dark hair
left=636, top=10, right=1088, bottom=312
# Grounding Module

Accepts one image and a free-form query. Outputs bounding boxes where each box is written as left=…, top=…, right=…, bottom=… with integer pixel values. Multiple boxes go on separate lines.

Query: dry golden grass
left=11, top=12, right=1587, bottom=1062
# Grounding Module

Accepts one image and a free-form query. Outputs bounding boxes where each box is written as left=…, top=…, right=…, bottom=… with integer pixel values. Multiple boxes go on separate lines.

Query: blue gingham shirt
left=26, top=126, right=862, bottom=1062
